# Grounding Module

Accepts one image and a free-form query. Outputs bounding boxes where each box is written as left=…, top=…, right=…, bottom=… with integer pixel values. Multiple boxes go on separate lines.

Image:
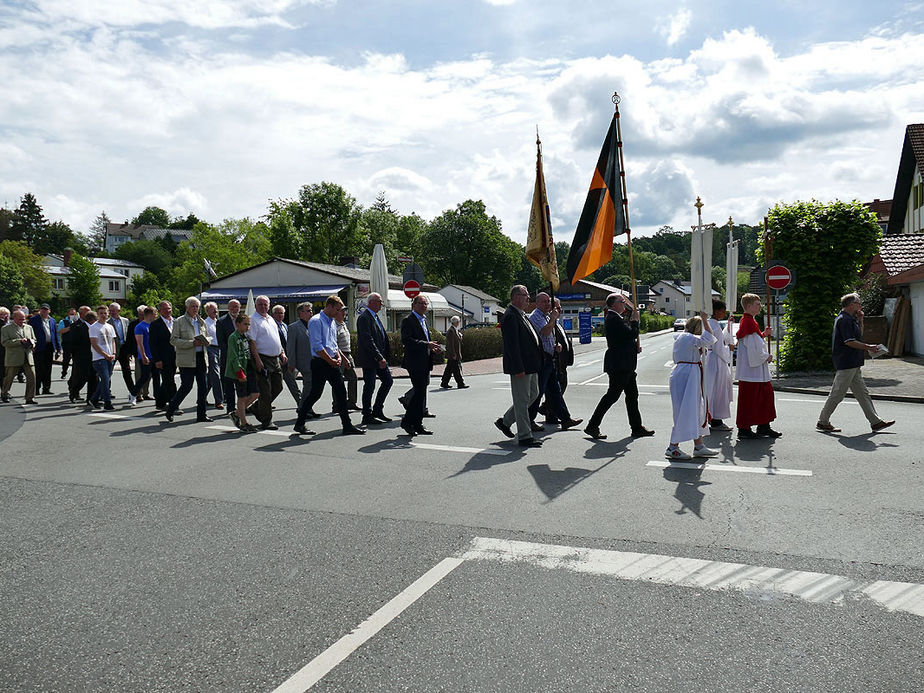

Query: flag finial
left=695, top=196, right=704, bottom=212
left=612, top=92, right=620, bottom=106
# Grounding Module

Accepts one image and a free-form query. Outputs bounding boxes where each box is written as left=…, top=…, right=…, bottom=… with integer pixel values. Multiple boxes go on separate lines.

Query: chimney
left=63, top=247, right=74, bottom=267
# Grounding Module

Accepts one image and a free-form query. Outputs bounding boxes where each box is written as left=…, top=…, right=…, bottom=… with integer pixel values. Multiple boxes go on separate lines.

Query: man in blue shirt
left=817, top=293, right=895, bottom=433
left=293, top=295, right=364, bottom=436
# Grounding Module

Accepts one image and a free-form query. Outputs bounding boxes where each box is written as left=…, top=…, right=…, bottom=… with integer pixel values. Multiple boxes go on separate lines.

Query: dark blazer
left=501, top=305, right=542, bottom=375
left=108, top=316, right=132, bottom=357
left=216, top=313, right=237, bottom=367
left=148, top=317, right=175, bottom=366
left=356, top=308, right=390, bottom=369
left=555, top=322, right=574, bottom=368
left=602, top=309, right=639, bottom=373
left=70, top=320, right=93, bottom=367
left=28, top=314, right=59, bottom=352
left=400, top=312, right=432, bottom=372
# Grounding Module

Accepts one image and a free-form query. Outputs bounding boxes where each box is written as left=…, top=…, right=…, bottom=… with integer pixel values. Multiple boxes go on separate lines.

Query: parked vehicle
left=672, top=318, right=686, bottom=331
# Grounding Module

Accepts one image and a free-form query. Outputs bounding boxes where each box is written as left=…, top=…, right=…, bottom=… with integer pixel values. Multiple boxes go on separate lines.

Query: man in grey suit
left=286, top=301, right=316, bottom=415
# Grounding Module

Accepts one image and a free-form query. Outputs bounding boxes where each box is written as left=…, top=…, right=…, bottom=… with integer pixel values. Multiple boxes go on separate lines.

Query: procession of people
left=0, top=288, right=897, bottom=449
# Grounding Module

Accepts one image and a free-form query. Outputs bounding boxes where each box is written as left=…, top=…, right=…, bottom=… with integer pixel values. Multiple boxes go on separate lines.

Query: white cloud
left=658, top=8, right=692, bottom=46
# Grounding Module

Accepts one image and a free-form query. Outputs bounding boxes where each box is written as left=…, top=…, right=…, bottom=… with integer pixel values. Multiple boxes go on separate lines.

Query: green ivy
left=764, top=200, right=881, bottom=373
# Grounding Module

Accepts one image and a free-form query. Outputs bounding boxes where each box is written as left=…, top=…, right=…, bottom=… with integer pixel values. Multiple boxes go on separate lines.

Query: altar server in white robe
left=705, top=299, right=736, bottom=431
left=666, top=313, right=718, bottom=460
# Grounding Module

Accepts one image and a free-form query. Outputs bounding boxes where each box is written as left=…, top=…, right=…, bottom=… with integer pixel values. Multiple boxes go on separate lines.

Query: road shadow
left=662, top=466, right=711, bottom=519
left=448, top=444, right=523, bottom=477
left=581, top=435, right=632, bottom=461
left=732, top=437, right=779, bottom=471
left=527, top=464, right=595, bottom=502
left=829, top=431, right=899, bottom=452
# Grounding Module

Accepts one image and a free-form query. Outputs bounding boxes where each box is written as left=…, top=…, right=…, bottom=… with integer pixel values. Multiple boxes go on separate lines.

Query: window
left=53, top=278, right=66, bottom=291
left=108, top=280, right=120, bottom=292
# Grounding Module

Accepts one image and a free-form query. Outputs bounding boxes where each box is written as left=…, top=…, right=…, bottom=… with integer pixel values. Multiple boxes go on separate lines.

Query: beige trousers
left=818, top=367, right=880, bottom=425
left=502, top=373, right=540, bottom=441
left=3, top=364, right=36, bottom=401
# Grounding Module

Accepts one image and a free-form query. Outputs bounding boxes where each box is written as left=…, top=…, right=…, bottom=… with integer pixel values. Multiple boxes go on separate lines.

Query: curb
left=772, top=385, right=924, bottom=405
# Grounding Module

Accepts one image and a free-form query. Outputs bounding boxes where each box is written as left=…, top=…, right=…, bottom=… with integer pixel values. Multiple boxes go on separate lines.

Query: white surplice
left=669, top=330, right=717, bottom=444
left=704, top=318, right=736, bottom=420
left=735, top=332, right=771, bottom=382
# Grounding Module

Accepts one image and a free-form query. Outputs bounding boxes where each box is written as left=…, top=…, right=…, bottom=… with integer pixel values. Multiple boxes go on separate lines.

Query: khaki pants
left=3, top=364, right=36, bottom=401
left=818, top=367, right=880, bottom=425
left=502, top=373, right=540, bottom=441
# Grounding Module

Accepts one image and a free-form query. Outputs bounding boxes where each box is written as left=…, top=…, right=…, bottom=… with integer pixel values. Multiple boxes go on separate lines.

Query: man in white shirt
left=248, top=295, right=287, bottom=430
left=203, top=301, right=223, bottom=410
left=88, top=305, right=117, bottom=410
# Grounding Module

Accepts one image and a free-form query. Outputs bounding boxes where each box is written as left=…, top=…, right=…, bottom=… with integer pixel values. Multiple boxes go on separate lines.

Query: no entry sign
left=766, top=265, right=793, bottom=291
left=403, top=280, right=421, bottom=299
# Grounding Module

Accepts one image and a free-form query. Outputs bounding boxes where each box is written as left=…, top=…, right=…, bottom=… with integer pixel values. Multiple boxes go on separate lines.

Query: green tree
left=266, top=182, right=367, bottom=264
left=32, top=220, right=82, bottom=256
left=765, top=200, right=882, bottom=372
left=115, top=239, right=174, bottom=277
left=67, top=254, right=103, bottom=307
left=127, top=272, right=166, bottom=308
left=11, top=193, right=47, bottom=248
left=711, top=265, right=726, bottom=296
left=87, top=211, right=110, bottom=255
left=0, top=207, right=14, bottom=241
left=396, top=213, right=427, bottom=261
left=361, top=207, right=400, bottom=266
left=170, top=218, right=273, bottom=296
left=420, top=200, right=520, bottom=300
left=0, top=253, right=31, bottom=307
left=0, top=240, right=52, bottom=301
left=132, top=206, right=170, bottom=228
left=649, top=254, right=681, bottom=283
left=168, top=213, right=202, bottom=230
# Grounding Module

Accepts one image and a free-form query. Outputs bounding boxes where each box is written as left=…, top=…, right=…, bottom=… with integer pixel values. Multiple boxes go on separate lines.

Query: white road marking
left=462, top=537, right=924, bottom=618
left=664, top=361, right=674, bottom=368
left=639, top=384, right=669, bottom=388
left=574, top=358, right=602, bottom=368
left=578, top=373, right=607, bottom=385
left=412, top=442, right=511, bottom=457
left=647, top=460, right=812, bottom=477
left=206, top=424, right=291, bottom=437
left=779, top=397, right=856, bottom=405
left=272, top=557, right=465, bottom=692
left=88, top=412, right=146, bottom=420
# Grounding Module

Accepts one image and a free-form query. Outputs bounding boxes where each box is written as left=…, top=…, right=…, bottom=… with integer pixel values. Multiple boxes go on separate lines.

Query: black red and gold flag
left=566, top=113, right=627, bottom=285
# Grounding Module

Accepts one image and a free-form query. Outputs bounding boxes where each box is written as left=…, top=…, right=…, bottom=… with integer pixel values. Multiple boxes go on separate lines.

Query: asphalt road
left=1, top=330, right=921, bottom=692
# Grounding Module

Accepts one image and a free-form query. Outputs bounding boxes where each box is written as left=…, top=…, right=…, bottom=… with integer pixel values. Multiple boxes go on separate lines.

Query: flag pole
left=537, top=127, right=555, bottom=304
left=613, top=92, right=637, bottom=309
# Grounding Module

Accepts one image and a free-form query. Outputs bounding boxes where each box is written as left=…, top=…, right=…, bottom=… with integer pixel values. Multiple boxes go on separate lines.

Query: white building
left=437, top=285, right=502, bottom=325
left=651, top=280, right=721, bottom=317
left=43, top=251, right=144, bottom=304
left=104, top=222, right=192, bottom=254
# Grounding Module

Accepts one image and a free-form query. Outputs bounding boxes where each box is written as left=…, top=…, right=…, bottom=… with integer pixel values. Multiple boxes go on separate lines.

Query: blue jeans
left=91, top=359, right=115, bottom=404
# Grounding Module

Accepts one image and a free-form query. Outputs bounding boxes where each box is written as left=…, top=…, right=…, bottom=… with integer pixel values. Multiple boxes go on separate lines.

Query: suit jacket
left=444, top=324, right=462, bottom=361
left=355, top=308, right=390, bottom=369
left=27, top=314, right=59, bottom=352
left=602, top=309, right=639, bottom=374
left=286, top=319, right=313, bottom=375
left=400, top=312, right=432, bottom=372
left=1, top=322, right=36, bottom=367
left=108, top=316, right=132, bottom=356
left=501, top=305, right=542, bottom=375
left=149, top=316, right=176, bottom=367
left=216, top=313, right=237, bottom=366
left=555, top=322, right=574, bottom=369
left=170, top=314, right=211, bottom=368
left=70, top=320, right=93, bottom=367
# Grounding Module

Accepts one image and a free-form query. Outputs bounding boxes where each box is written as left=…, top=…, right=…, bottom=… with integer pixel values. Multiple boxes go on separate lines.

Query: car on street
left=672, top=318, right=686, bottom=331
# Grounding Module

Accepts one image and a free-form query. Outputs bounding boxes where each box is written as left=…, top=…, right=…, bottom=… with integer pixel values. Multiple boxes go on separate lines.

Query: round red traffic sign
left=403, top=280, right=421, bottom=299
left=766, top=265, right=792, bottom=291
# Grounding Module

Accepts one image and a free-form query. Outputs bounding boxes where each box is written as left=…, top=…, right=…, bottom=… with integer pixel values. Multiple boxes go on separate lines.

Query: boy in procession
left=735, top=293, right=781, bottom=439
left=225, top=313, right=260, bottom=433
left=666, top=313, right=717, bottom=460
left=704, top=299, right=736, bottom=432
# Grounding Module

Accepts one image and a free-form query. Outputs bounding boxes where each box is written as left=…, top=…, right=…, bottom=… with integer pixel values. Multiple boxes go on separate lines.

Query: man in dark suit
left=108, top=302, right=136, bottom=401
left=28, top=303, right=59, bottom=395
left=148, top=300, right=177, bottom=411
left=494, top=285, right=544, bottom=447
left=215, top=299, right=241, bottom=414
left=355, top=292, right=393, bottom=426
left=584, top=293, right=654, bottom=440
left=67, top=306, right=98, bottom=404
left=400, top=294, right=441, bottom=437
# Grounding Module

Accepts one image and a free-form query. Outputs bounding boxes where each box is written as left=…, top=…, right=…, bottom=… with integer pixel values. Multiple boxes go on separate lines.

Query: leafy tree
left=170, top=219, right=273, bottom=296
left=650, top=254, right=681, bottom=283
left=157, top=233, right=179, bottom=256
left=127, top=272, right=166, bottom=308
left=372, top=192, right=394, bottom=213
left=0, top=207, right=14, bottom=241
left=115, top=239, right=174, bottom=277
left=515, top=254, right=544, bottom=294
left=169, top=213, right=202, bottom=230
left=396, top=213, right=427, bottom=261
left=361, top=207, right=400, bottom=266
left=11, top=193, right=47, bottom=248
left=420, top=200, right=520, bottom=300
left=132, top=206, right=170, bottom=228
left=0, top=253, right=31, bottom=307
left=0, top=240, right=51, bottom=301
left=711, top=265, right=726, bottom=295
left=765, top=200, right=881, bottom=372
left=32, top=220, right=79, bottom=256
left=67, top=254, right=103, bottom=307
left=266, top=182, right=367, bottom=264
left=554, top=241, right=570, bottom=285
left=87, top=211, right=110, bottom=255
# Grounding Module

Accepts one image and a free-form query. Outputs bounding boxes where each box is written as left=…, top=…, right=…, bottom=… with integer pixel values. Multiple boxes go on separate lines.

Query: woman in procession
left=666, top=312, right=717, bottom=460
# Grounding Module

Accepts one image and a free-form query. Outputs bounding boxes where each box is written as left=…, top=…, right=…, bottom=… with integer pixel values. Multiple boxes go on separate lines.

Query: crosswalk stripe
left=647, top=460, right=812, bottom=476
left=411, top=442, right=510, bottom=456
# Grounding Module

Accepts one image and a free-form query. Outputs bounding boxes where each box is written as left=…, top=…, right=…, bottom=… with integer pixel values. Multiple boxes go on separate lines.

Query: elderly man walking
left=248, top=295, right=287, bottom=430
left=494, top=285, right=544, bottom=447
left=355, top=292, right=392, bottom=425
left=439, top=315, right=468, bottom=389
left=1, top=309, right=37, bottom=404
left=164, top=297, right=212, bottom=423
left=817, top=293, right=895, bottom=433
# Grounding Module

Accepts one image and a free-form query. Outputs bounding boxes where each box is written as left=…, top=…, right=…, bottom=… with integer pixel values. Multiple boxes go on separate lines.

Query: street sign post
left=766, top=265, right=793, bottom=291
left=403, top=280, right=421, bottom=299
left=402, top=263, right=425, bottom=285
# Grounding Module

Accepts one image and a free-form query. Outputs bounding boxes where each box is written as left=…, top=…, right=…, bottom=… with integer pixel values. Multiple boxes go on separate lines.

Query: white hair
left=450, top=316, right=460, bottom=325
left=204, top=301, right=218, bottom=312
left=184, top=296, right=201, bottom=308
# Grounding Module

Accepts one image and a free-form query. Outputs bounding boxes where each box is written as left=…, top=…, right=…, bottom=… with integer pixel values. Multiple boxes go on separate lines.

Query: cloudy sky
left=1, top=0, right=923, bottom=245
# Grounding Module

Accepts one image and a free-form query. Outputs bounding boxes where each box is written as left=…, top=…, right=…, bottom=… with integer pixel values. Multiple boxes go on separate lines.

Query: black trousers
left=219, top=352, right=236, bottom=412
left=68, top=360, right=97, bottom=401
left=116, top=348, right=135, bottom=397
left=154, top=362, right=177, bottom=408
left=404, top=367, right=430, bottom=429
left=60, top=343, right=72, bottom=376
left=297, top=358, right=350, bottom=429
left=361, top=365, right=393, bottom=416
left=168, top=352, right=208, bottom=419
left=34, top=347, right=54, bottom=392
left=440, top=358, right=464, bottom=386
left=587, top=370, right=642, bottom=431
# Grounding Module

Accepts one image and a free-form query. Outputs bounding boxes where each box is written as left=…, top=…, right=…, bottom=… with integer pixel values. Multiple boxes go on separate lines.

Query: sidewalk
left=772, top=355, right=924, bottom=404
